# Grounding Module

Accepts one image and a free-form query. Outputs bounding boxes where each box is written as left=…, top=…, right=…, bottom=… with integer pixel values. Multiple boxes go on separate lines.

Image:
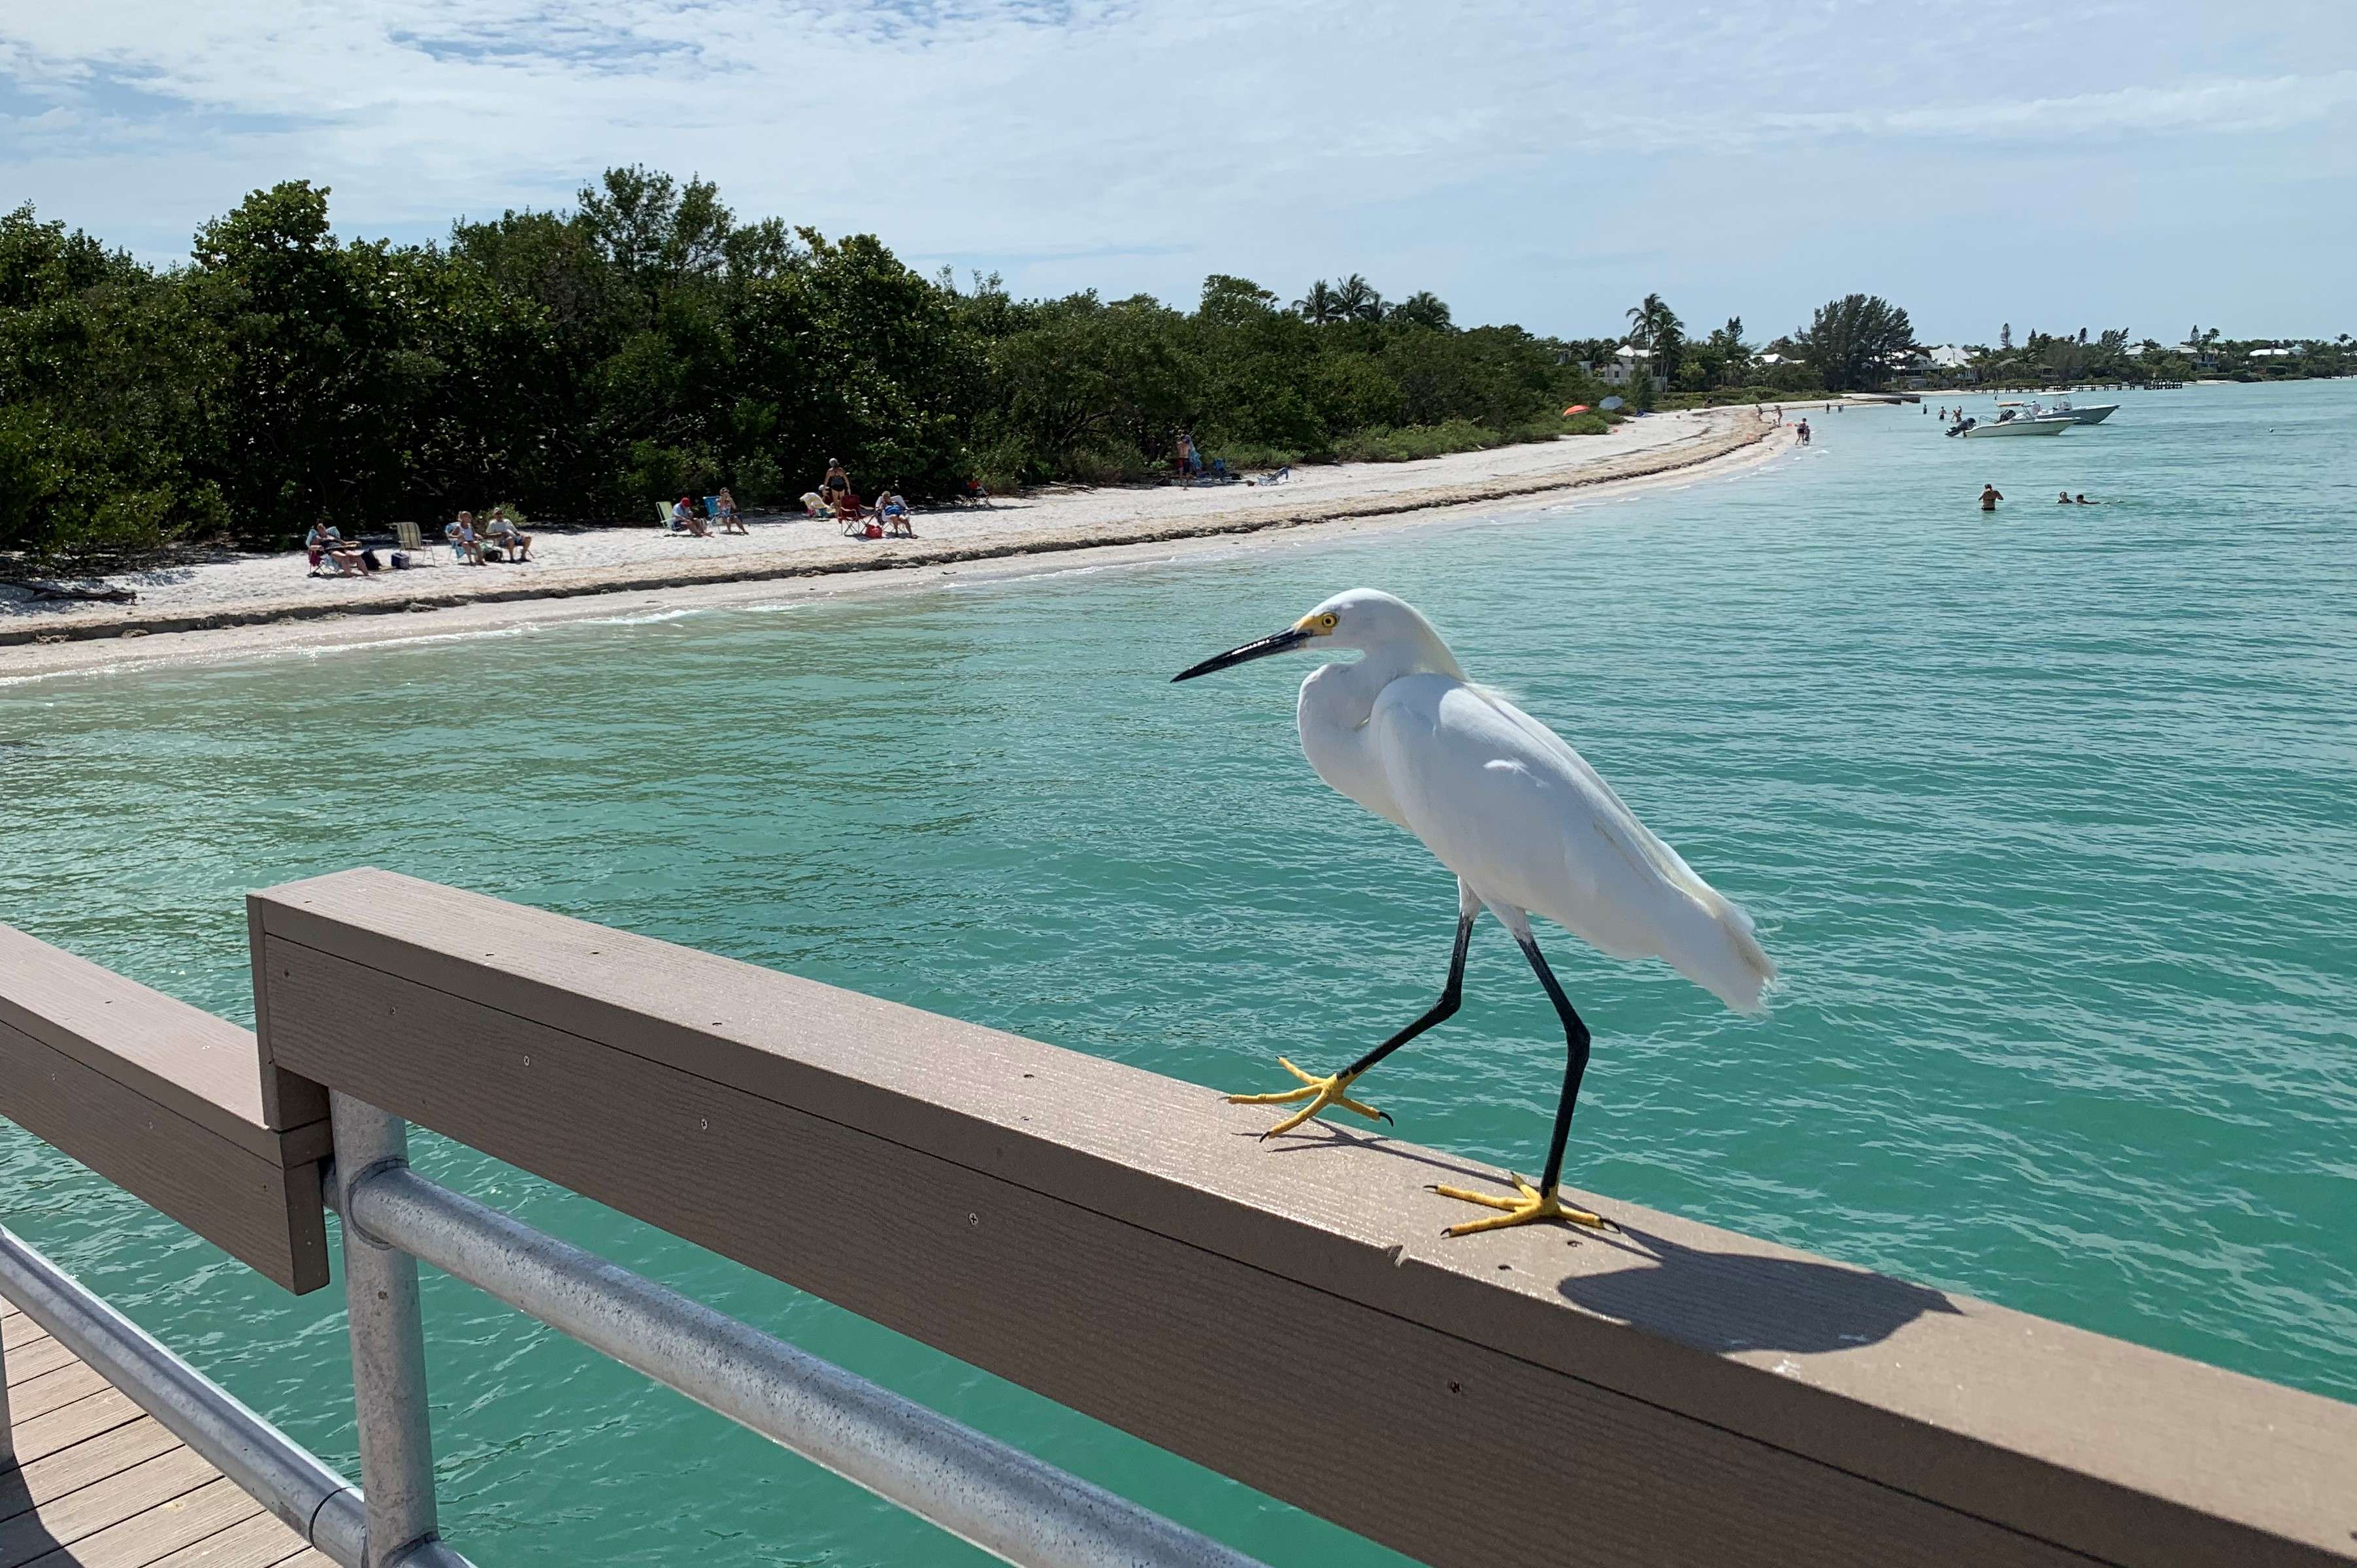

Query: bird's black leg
left=1340, top=910, right=1475, bottom=1083
left=1516, top=936, right=1592, bottom=1199
left=1425, top=928, right=1614, bottom=1234
left=1226, top=891, right=1477, bottom=1135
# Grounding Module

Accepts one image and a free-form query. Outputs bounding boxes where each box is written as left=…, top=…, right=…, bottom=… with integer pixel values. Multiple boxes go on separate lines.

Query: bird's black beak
left=1172, top=627, right=1312, bottom=682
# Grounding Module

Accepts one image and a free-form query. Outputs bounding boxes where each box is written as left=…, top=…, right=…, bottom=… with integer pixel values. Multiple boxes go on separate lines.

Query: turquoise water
left=3, top=380, right=2354, bottom=1563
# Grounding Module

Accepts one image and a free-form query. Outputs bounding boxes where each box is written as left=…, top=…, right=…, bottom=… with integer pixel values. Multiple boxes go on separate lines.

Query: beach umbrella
left=1562, top=404, right=1591, bottom=416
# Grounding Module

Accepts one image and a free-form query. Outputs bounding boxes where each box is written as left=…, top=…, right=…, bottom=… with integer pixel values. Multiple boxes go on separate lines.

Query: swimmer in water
left=1981, top=484, right=2003, bottom=511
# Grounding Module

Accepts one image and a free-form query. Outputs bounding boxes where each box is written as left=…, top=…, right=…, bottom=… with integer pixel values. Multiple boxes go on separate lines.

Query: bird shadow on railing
left=1557, top=1228, right=1962, bottom=1356
left=1244, top=1121, right=1504, bottom=1186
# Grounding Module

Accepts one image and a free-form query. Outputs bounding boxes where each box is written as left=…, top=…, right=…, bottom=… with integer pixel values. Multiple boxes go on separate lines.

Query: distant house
left=1915, top=344, right=1977, bottom=385
left=2248, top=346, right=2299, bottom=359
left=1600, top=344, right=1665, bottom=392
left=2124, top=343, right=2146, bottom=359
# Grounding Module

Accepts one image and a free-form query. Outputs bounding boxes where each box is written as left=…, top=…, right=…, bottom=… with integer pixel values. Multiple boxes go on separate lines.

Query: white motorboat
left=1949, top=408, right=2073, bottom=438
left=2048, top=400, right=2119, bottom=424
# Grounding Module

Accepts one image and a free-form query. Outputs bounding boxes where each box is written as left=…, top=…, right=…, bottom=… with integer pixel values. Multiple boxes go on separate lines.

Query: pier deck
left=0, top=1307, right=321, bottom=1568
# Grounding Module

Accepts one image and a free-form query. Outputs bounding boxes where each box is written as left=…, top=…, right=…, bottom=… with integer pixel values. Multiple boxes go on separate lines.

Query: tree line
left=5, top=170, right=1670, bottom=559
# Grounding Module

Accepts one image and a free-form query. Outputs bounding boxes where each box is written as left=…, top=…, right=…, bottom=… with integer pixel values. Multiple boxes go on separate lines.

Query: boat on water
left=1948, top=408, right=2073, bottom=438
left=1996, top=396, right=2121, bottom=425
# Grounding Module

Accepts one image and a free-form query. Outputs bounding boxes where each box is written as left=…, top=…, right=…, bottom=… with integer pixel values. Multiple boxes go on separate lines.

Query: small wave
left=576, top=606, right=709, bottom=627
left=294, top=624, right=538, bottom=657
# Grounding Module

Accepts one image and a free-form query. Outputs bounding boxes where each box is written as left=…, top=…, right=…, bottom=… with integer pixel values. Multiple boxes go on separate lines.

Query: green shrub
left=731, top=453, right=785, bottom=506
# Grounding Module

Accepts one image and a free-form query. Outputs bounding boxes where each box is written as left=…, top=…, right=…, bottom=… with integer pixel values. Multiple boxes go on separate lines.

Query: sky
left=3, top=1, right=2352, bottom=344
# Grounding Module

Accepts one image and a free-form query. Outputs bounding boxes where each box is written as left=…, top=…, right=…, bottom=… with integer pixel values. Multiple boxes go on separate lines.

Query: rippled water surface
left=3, top=381, right=2354, bottom=1564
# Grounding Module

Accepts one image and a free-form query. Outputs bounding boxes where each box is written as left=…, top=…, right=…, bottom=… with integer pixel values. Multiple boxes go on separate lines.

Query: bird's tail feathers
left=1681, top=887, right=1779, bottom=1014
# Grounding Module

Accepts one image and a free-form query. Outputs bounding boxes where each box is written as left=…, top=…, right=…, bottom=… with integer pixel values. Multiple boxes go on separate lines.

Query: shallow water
left=3, top=380, right=2353, bottom=1564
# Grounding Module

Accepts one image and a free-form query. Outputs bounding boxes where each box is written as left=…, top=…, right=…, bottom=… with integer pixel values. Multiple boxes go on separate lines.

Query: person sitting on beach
left=671, top=496, right=714, bottom=538
left=1980, top=484, right=2003, bottom=512
left=305, top=522, right=368, bottom=577
left=485, top=509, right=533, bottom=561
left=446, top=512, right=485, bottom=565
left=878, top=489, right=915, bottom=538
left=800, top=491, right=832, bottom=519
left=716, top=488, right=747, bottom=534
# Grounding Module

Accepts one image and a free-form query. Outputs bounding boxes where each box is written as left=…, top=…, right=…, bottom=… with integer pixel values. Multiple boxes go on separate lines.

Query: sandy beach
left=2, top=406, right=1788, bottom=681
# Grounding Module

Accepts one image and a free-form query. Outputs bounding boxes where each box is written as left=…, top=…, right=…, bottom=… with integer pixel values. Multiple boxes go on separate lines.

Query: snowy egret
left=1174, top=589, right=1776, bottom=1235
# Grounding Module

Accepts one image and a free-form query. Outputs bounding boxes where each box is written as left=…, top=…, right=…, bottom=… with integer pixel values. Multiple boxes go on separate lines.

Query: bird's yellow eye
left=1317, top=613, right=1339, bottom=632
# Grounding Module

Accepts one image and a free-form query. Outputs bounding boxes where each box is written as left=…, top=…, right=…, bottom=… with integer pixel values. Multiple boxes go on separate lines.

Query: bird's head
left=1172, top=589, right=1464, bottom=682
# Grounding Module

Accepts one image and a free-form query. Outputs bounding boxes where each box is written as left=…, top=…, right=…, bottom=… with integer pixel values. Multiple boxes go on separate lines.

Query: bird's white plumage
left=1290, top=589, right=1775, bottom=1011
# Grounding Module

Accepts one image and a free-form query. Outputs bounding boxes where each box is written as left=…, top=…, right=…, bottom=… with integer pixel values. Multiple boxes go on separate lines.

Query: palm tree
left=1623, top=293, right=1685, bottom=382
left=1293, top=280, right=1344, bottom=325
left=1388, top=290, right=1453, bottom=330
left=1335, top=274, right=1383, bottom=323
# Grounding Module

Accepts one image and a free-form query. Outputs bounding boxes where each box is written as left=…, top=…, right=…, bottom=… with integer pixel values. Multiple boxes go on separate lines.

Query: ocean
left=3, top=378, right=2352, bottom=1564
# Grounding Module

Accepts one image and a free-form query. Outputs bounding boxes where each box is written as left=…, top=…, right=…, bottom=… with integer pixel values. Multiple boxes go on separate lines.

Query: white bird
left=1174, top=588, right=1776, bottom=1235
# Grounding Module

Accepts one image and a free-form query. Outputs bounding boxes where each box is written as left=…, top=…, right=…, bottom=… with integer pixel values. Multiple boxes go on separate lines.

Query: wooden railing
left=4, top=870, right=2354, bottom=1566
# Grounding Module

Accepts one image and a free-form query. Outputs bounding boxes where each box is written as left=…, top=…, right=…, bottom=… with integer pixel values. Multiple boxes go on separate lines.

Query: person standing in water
left=1981, top=484, right=2003, bottom=512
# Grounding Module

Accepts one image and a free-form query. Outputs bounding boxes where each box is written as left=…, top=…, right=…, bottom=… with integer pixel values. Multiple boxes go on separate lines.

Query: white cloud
left=2, top=1, right=2352, bottom=335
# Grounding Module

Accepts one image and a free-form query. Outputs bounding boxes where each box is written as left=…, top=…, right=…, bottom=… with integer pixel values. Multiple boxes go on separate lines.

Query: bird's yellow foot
left=1225, top=1056, right=1391, bottom=1139
left=1429, top=1174, right=1619, bottom=1237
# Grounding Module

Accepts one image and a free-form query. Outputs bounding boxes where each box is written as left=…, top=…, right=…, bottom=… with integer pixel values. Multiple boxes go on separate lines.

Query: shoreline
left=2, top=410, right=1788, bottom=682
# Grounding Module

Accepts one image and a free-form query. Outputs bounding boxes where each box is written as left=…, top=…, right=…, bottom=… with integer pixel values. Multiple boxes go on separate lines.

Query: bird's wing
left=1370, top=676, right=1775, bottom=1011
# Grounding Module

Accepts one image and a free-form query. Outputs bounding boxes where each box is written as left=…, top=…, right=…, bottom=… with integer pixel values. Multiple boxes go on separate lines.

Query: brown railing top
left=248, top=869, right=2357, bottom=1568
left=0, top=922, right=330, bottom=1292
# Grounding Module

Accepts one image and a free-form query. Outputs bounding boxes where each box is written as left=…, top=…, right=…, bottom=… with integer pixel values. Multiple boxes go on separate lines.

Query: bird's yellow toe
left=1430, top=1176, right=1616, bottom=1236
left=1224, top=1058, right=1391, bottom=1137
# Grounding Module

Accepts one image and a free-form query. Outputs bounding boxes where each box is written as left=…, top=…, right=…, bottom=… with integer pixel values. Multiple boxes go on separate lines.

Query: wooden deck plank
left=8, top=1367, right=112, bottom=1427
left=6, top=1336, right=78, bottom=1390
left=0, top=1447, right=217, bottom=1568
left=141, top=1512, right=311, bottom=1568
left=16, top=1477, right=267, bottom=1568
left=10, top=1392, right=145, bottom=1469
left=0, top=1327, right=316, bottom=1568
left=0, top=1420, right=180, bottom=1524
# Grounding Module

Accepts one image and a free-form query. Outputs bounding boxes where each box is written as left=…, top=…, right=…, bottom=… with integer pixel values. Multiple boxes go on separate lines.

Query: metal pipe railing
left=331, top=1094, right=455, bottom=1568
left=0, top=1222, right=371, bottom=1563
left=334, top=1135, right=1266, bottom=1568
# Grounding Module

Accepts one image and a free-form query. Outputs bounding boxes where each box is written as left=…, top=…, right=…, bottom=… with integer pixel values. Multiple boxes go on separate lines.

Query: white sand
left=3, top=408, right=1788, bottom=680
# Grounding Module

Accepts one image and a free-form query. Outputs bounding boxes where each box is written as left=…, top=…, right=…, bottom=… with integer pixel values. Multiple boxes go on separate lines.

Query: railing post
left=0, top=1301, right=14, bottom=1468
left=331, top=1093, right=442, bottom=1567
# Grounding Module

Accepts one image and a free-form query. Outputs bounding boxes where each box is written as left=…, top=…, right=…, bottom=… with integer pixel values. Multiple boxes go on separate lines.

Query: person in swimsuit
left=1981, top=485, right=2003, bottom=512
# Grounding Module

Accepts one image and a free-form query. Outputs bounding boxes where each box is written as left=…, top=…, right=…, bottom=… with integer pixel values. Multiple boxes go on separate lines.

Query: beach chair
left=702, top=496, right=721, bottom=519
left=654, top=502, right=678, bottom=531
left=391, top=521, right=437, bottom=561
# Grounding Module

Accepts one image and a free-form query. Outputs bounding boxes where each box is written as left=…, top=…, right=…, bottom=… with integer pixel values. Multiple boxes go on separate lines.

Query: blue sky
left=3, top=1, right=2351, bottom=343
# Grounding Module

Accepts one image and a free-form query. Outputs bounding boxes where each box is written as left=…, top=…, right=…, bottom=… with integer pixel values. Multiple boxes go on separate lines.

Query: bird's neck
left=1311, top=633, right=1469, bottom=725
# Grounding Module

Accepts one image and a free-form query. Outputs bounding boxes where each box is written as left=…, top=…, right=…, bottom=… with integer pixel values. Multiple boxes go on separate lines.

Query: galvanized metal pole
left=0, top=1292, right=12, bottom=1469
left=331, top=1094, right=445, bottom=1568
left=344, top=1164, right=1266, bottom=1568
left=0, top=1224, right=375, bottom=1563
